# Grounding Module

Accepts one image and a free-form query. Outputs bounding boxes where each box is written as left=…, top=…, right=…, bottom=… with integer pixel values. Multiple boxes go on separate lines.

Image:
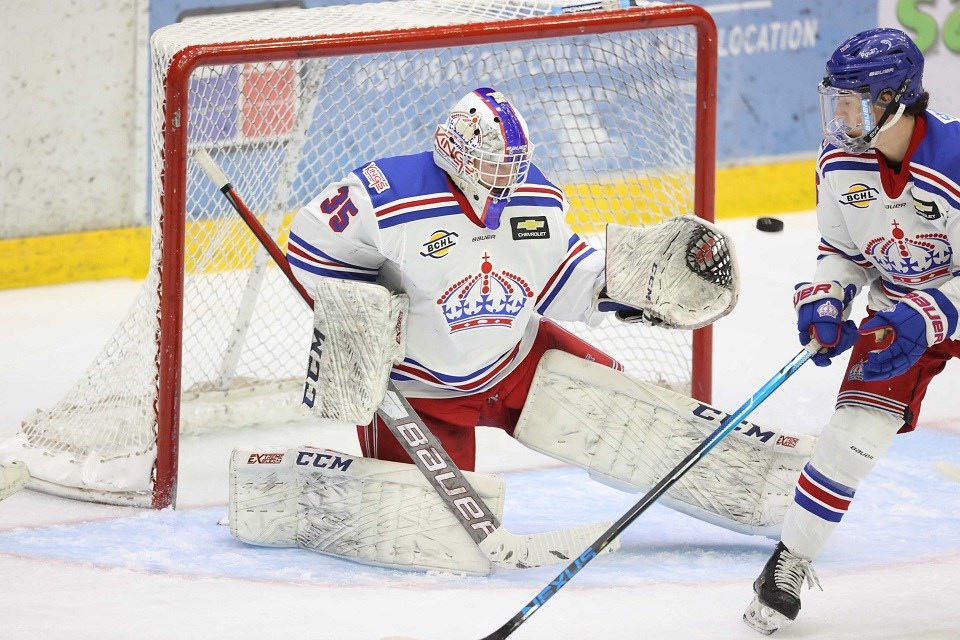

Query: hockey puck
left=756, top=216, right=784, bottom=232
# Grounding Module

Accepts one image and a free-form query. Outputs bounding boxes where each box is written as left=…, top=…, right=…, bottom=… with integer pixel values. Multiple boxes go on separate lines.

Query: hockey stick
left=468, top=342, right=820, bottom=640
left=195, top=149, right=612, bottom=569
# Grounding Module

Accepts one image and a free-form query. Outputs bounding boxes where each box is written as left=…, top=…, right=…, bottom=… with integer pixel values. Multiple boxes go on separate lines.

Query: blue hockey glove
left=859, top=290, right=958, bottom=381
left=794, top=281, right=859, bottom=366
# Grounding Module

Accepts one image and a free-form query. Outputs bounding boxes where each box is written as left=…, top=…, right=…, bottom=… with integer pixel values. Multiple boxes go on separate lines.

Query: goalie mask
left=433, top=87, right=533, bottom=230
left=818, top=28, right=924, bottom=154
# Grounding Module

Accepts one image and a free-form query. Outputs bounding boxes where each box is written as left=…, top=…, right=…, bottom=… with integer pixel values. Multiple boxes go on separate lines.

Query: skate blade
left=743, top=595, right=794, bottom=635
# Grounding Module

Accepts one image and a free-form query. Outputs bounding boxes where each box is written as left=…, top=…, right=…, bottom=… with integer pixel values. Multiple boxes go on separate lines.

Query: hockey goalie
left=228, top=87, right=813, bottom=574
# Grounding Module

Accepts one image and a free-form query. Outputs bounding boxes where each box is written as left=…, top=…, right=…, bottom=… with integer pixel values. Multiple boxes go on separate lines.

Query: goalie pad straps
left=514, top=350, right=815, bottom=538
left=302, top=278, right=408, bottom=425
left=602, top=216, right=740, bottom=329
left=229, top=446, right=507, bottom=575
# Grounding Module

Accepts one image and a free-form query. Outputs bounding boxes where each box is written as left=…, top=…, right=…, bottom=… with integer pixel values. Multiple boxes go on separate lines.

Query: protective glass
left=818, top=83, right=875, bottom=154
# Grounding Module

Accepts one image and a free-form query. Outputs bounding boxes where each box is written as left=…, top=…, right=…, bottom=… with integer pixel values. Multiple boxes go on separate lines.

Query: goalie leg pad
left=514, top=350, right=814, bottom=538
left=229, top=447, right=505, bottom=575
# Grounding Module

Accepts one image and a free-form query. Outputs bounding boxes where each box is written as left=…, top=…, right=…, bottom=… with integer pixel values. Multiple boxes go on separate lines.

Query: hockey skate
left=743, top=542, right=820, bottom=635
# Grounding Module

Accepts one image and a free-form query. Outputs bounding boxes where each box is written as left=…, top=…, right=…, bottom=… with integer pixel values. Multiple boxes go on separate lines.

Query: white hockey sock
left=781, top=406, right=901, bottom=559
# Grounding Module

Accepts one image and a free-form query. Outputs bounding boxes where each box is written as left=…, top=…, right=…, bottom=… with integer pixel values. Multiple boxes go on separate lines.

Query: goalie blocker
left=515, top=350, right=814, bottom=537
left=301, top=278, right=408, bottom=425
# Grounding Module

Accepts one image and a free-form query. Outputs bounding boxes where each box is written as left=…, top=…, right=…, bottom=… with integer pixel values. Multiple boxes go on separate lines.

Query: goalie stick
left=195, top=149, right=612, bottom=569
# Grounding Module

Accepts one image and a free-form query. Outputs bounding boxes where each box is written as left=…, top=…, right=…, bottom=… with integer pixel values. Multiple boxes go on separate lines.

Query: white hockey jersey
left=288, top=151, right=605, bottom=398
left=814, top=110, right=960, bottom=326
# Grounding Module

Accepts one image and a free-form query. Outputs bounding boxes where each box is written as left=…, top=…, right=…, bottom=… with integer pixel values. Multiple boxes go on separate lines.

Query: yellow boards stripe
left=0, top=160, right=815, bottom=290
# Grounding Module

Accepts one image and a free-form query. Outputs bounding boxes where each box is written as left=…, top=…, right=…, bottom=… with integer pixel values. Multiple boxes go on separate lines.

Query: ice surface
left=1, top=212, right=958, bottom=639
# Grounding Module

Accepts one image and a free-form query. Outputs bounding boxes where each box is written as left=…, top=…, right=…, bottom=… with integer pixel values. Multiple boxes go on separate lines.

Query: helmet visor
left=818, top=82, right=875, bottom=153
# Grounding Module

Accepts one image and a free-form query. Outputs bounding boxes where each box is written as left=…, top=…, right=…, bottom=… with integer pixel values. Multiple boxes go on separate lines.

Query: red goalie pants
left=836, top=311, right=960, bottom=433
left=356, top=318, right=621, bottom=471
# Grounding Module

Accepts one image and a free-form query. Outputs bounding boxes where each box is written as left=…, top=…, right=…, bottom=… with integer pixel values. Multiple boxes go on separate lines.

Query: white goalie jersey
left=288, top=151, right=606, bottom=399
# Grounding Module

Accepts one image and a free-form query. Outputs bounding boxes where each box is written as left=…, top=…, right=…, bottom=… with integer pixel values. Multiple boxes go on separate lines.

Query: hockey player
left=228, top=87, right=810, bottom=575
left=744, top=29, right=960, bottom=634
left=286, top=86, right=713, bottom=472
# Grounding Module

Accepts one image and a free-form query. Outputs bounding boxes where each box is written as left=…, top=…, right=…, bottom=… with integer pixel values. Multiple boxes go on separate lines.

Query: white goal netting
left=0, top=0, right=715, bottom=507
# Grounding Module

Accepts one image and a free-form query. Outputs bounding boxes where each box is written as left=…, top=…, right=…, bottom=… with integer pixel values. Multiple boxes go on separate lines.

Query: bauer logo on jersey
left=511, top=216, right=550, bottom=240
left=420, top=230, right=459, bottom=258
left=361, top=162, right=391, bottom=194
left=838, top=183, right=879, bottom=208
left=437, top=253, right=533, bottom=333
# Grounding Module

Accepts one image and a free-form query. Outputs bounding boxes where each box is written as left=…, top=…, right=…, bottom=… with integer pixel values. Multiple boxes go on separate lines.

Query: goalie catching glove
left=600, top=216, right=740, bottom=329
left=301, top=278, right=408, bottom=425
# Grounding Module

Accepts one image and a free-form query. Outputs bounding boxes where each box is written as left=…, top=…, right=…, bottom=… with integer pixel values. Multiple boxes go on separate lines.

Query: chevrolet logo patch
left=511, top=216, right=550, bottom=240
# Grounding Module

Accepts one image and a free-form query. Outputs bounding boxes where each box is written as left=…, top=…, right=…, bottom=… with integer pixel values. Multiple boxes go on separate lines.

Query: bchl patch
left=420, top=229, right=459, bottom=258
left=817, top=300, right=839, bottom=318
left=838, top=183, right=879, bottom=208
left=511, top=216, right=550, bottom=240
left=361, top=162, right=391, bottom=194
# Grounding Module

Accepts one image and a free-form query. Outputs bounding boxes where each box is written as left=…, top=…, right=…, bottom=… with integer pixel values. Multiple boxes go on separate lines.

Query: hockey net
left=0, top=0, right=717, bottom=507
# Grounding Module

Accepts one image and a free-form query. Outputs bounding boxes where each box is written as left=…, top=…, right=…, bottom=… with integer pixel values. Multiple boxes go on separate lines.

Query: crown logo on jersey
left=847, top=359, right=865, bottom=382
left=437, top=253, right=533, bottom=333
left=864, top=220, right=952, bottom=285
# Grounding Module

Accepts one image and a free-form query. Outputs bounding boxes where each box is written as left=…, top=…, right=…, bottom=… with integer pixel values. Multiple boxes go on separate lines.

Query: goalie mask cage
left=0, top=0, right=717, bottom=508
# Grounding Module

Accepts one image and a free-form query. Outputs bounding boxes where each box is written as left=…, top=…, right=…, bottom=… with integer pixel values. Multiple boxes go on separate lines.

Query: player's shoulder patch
left=926, top=109, right=959, bottom=127
left=360, top=162, right=391, bottom=194
left=350, top=151, right=442, bottom=206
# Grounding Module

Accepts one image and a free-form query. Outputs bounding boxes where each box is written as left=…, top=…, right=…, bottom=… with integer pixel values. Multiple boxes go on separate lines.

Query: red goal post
left=1, top=1, right=717, bottom=509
